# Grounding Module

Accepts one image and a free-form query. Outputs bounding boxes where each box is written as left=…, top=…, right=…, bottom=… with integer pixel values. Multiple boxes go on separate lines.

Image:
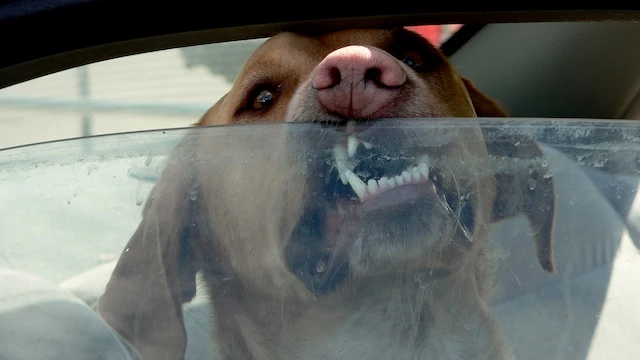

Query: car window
left=0, top=26, right=463, bottom=150
left=1, top=22, right=639, bottom=360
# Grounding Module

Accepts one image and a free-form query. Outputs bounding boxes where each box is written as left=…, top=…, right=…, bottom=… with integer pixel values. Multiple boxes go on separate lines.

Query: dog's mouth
left=287, top=130, right=475, bottom=296
left=330, top=134, right=434, bottom=209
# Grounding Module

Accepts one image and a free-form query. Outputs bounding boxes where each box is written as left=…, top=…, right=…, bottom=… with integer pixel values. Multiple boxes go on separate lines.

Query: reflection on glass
left=1, top=119, right=639, bottom=360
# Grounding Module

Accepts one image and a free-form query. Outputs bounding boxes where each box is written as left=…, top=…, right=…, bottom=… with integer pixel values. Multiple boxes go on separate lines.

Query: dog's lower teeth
left=334, top=153, right=433, bottom=202
left=388, top=177, right=396, bottom=188
left=412, top=167, right=421, bottom=181
left=419, top=162, right=429, bottom=179
left=345, top=169, right=367, bottom=200
left=367, top=179, right=378, bottom=194
left=378, top=177, right=389, bottom=189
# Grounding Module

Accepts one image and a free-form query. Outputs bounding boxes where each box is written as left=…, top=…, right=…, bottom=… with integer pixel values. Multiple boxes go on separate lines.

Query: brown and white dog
left=97, top=28, right=556, bottom=360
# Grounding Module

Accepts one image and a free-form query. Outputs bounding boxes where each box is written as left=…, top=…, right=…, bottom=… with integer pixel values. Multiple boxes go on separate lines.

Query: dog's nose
left=312, top=45, right=407, bottom=119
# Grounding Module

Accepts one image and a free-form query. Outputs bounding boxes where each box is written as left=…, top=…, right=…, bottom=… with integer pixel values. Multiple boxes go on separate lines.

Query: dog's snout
left=312, top=46, right=406, bottom=89
left=312, top=46, right=407, bottom=119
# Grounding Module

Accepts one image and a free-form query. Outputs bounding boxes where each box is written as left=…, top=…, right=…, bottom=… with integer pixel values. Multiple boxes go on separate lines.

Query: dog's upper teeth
left=333, top=145, right=349, bottom=185
left=346, top=136, right=373, bottom=157
left=347, top=136, right=359, bottom=158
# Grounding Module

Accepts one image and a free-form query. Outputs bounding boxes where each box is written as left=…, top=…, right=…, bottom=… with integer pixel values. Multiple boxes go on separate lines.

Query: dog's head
left=98, top=28, right=556, bottom=359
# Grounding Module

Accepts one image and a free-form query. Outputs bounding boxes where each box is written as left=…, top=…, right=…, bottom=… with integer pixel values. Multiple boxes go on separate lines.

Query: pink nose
left=312, top=46, right=407, bottom=119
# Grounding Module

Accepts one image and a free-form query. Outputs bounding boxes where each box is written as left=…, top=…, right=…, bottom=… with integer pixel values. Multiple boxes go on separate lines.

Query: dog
left=96, top=28, right=557, bottom=360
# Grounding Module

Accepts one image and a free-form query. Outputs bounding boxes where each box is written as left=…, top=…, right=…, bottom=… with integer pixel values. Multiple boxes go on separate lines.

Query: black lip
left=285, top=204, right=350, bottom=297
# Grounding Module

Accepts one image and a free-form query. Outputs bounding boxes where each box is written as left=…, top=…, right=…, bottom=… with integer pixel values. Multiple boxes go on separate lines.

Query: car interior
left=1, top=4, right=639, bottom=360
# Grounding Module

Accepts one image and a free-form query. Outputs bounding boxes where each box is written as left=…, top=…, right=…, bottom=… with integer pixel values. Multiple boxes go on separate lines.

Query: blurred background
left=0, top=25, right=461, bottom=151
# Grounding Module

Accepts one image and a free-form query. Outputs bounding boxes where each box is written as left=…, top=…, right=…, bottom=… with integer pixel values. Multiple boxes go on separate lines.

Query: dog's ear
left=463, top=78, right=557, bottom=273
left=97, top=134, right=205, bottom=360
left=461, top=78, right=508, bottom=117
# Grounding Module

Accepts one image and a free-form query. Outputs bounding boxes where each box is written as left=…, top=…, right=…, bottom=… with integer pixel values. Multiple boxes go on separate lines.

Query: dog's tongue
left=323, top=182, right=434, bottom=265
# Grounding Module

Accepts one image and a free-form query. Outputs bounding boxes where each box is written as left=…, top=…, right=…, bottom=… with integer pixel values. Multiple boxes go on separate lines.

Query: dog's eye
left=252, top=89, right=275, bottom=109
left=402, top=52, right=423, bottom=68
left=249, top=84, right=280, bottom=111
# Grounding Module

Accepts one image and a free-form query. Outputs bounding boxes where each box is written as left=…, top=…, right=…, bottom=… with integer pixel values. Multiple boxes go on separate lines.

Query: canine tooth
left=418, top=155, right=430, bottom=178
left=333, top=146, right=349, bottom=185
left=378, top=177, right=389, bottom=189
left=363, top=141, right=373, bottom=149
left=388, top=177, right=397, bottom=188
left=402, top=171, right=412, bottom=182
left=347, top=136, right=359, bottom=158
left=412, top=167, right=421, bottom=181
left=395, top=175, right=404, bottom=186
left=367, top=179, right=378, bottom=194
left=339, top=172, right=348, bottom=185
left=418, top=154, right=430, bottom=166
left=345, top=169, right=367, bottom=201
left=418, top=162, right=429, bottom=179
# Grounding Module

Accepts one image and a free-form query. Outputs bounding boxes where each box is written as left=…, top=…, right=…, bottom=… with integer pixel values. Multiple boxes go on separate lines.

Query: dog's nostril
left=364, top=68, right=382, bottom=86
left=313, top=66, right=342, bottom=90
left=328, top=67, right=342, bottom=88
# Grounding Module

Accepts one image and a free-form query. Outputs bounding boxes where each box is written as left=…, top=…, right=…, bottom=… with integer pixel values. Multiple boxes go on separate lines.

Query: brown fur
left=97, top=28, right=556, bottom=360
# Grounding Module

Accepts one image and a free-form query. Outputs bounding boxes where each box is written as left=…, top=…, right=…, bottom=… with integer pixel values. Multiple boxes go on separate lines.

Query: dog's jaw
left=275, top=265, right=511, bottom=360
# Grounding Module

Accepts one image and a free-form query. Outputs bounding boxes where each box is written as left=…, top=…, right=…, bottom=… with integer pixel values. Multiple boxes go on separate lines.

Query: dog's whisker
left=387, top=250, right=401, bottom=272
left=327, top=254, right=350, bottom=288
left=502, top=258, right=522, bottom=287
left=411, top=288, right=425, bottom=343
left=280, top=289, right=287, bottom=335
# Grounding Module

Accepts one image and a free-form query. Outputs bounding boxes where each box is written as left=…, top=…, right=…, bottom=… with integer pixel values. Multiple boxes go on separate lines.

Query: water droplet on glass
left=189, top=185, right=199, bottom=201
left=145, top=154, right=153, bottom=166
left=528, top=179, right=537, bottom=190
left=135, top=183, right=144, bottom=206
